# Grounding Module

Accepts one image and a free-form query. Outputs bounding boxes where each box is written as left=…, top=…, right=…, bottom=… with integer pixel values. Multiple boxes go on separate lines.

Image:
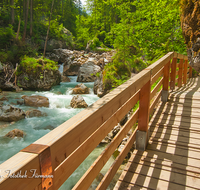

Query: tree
left=180, top=0, right=200, bottom=72
left=43, top=0, right=54, bottom=58
left=30, top=0, right=33, bottom=36
left=22, top=0, right=29, bottom=41
left=11, top=0, right=14, bottom=24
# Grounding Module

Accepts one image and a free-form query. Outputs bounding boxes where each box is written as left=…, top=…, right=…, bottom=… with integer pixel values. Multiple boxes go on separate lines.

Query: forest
left=0, top=0, right=189, bottom=89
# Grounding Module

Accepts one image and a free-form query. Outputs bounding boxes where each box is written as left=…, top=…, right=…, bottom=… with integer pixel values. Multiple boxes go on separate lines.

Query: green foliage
left=18, top=56, right=58, bottom=74
left=0, top=25, right=15, bottom=49
left=90, top=37, right=101, bottom=50
left=103, top=61, right=131, bottom=90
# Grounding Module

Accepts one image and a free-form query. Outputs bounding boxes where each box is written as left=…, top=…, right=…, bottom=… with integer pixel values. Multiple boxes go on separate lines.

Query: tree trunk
left=181, top=0, right=200, bottom=72
left=16, top=18, right=21, bottom=40
left=30, top=0, right=33, bottom=36
left=43, top=0, right=54, bottom=58
left=23, top=0, right=26, bottom=20
left=11, top=0, right=14, bottom=24
left=22, top=0, right=29, bottom=41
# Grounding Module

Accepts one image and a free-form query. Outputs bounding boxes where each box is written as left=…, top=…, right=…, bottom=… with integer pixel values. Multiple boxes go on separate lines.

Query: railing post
left=178, top=59, right=184, bottom=87
left=161, top=60, right=170, bottom=102
left=183, top=59, right=188, bottom=85
left=170, top=58, right=177, bottom=90
left=136, top=70, right=151, bottom=151
left=21, top=144, right=53, bottom=190
left=189, top=66, right=193, bottom=78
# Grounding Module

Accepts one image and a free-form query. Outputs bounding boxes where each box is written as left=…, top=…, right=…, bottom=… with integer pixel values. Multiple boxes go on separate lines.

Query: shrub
left=0, top=25, right=15, bottom=49
left=18, top=56, right=58, bottom=74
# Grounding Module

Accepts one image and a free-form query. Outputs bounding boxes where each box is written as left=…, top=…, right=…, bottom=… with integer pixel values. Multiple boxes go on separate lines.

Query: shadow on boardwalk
left=114, top=77, right=200, bottom=190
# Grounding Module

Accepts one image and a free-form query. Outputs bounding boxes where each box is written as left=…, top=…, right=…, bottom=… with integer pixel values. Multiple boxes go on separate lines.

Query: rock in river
left=22, top=95, right=49, bottom=107
left=5, top=129, right=25, bottom=138
left=72, top=83, right=89, bottom=94
left=25, top=109, right=47, bottom=118
left=70, top=95, right=88, bottom=108
left=0, top=105, right=26, bottom=122
left=77, top=59, right=101, bottom=82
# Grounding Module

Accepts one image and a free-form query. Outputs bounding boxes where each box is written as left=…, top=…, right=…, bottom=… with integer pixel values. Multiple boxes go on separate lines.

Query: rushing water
left=0, top=76, right=115, bottom=189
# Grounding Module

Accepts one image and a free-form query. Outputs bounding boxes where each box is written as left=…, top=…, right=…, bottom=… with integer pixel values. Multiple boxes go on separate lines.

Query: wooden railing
left=0, top=52, right=192, bottom=190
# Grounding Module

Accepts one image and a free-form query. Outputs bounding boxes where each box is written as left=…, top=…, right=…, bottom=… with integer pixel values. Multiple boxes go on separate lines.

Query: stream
left=0, top=76, right=115, bottom=189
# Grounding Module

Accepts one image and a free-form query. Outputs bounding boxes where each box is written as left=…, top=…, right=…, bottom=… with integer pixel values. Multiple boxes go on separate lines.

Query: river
left=0, top=76, right=115, bottom=189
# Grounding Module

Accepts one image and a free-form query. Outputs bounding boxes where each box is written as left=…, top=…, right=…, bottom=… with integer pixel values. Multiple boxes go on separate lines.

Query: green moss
left=17, top=56, right=58, bottom=75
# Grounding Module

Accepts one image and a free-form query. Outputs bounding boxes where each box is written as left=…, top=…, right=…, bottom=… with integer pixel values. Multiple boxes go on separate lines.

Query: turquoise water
left=0, top=76, right=115, bottom=189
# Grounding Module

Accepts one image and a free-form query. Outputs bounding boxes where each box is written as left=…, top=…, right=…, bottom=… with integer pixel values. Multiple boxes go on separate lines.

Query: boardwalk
left=114, top=76, right=200, bottom=190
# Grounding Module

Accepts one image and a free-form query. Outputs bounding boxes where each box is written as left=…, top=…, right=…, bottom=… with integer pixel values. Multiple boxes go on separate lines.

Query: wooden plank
left=150, top=113, right=200, bottom=126
left=122, top=162, right=200, bottom=189
left=150, top=125, right=200, bottom=141
left=183, top=60, right=188, bottom=84
left=159, top=101, right=200, bottom=109
left=138, top=80, right=151, bottom=132
left=148, top=52, right=174, bottom=76
left=118, top=170, right=194, bottom=190
left=149, top=136, right=200, bottom=152
left=96, top=127, right=138, bottom=190
left=127, top=158, right=200, bottom=180
left=170, top=58, right=177, bottom=90
left=151, top=67, right=164, bottom=85
left=178, top=59, right=184, bottom=87
left=169, top=93, right=200, bottom=100
left=148, top=140, right=200, bottom=159
left=131, top=149, right=200, bottom=170
left=168, top=97, right=200, bottom=106
left=150, top=77, right=163, bottom=100
left=53, top=94, right=140, bottom=189
left=33, top=69, right=151, bottom=170
left=129, top=151, right=200, bottom=176
left=150, top=123, right=200, bottom=133
left=150, top=131, right=200, bottom=146
left=114, top=180, right=150, bottom=190
left=72, top=112, right=138, bottom=190
left=0, top=152, right=41, bottom=190
left=150, top=124, right=200, bottom=136
left=177, top=53, right=188, bottom=60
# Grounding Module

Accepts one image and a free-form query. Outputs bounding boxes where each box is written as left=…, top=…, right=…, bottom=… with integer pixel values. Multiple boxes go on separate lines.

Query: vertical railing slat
left=170, top=58, right=177, bottom=90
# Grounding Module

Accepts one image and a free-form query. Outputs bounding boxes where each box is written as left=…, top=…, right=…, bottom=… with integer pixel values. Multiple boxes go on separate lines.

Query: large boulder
left=77, top=59, right=101, bottom=82
left=22, top=95, right=49, bottom=107
left=72, top=83, right=89, bottom=94
left=70, top=95, right=88, bottom=108
left=181, top=0, right=200, bottom=72
left=63, top=61, right=81, bottom=76
left=62, top=76, right=71, bottom=82
left=93, top=72, right=108, bottom=97
left=5, top=129, right=25, bottom=138
left=0, top=105, right=26, bottom=122
left=17, top=70, right=61, bottom=91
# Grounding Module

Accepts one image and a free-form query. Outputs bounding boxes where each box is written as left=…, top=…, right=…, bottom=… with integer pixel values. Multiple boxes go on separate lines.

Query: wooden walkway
left=114, top=76, right=200, bottom=190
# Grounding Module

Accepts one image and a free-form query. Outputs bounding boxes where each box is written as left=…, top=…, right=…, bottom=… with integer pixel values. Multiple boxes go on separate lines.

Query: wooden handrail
left=0, top=52, right=191, bottom=190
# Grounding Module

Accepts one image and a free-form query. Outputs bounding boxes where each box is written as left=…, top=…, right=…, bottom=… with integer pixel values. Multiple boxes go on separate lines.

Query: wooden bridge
left=0, top=52, right=199, bottom=190
left=114, top=76, right=200, bottom=190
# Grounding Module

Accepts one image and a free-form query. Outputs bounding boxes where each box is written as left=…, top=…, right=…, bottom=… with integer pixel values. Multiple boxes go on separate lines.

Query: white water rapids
left=0, top=76, right=115, bottom=189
